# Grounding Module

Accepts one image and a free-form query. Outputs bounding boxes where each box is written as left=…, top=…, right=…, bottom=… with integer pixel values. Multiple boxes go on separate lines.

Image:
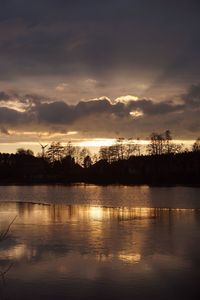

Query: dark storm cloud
left=0, top=0, right=199, bottom=138
left=0, top=0, right=199, bottom=81
left=35, top=99, right=117, bottom=124
left=127, top=100, right=184, bottom=115
left=0, top=107, right=23, bottom=124
left=0, top=83, right=199, bottom=137
left=37, top=101, right=74, bottom=124
left=183, top=84, right=200, bottom=107
left=0, top=91, right=10, bottom=100
left=0, top=88, right=190, bottom=124
left=33, top=97, right=184, bottom=125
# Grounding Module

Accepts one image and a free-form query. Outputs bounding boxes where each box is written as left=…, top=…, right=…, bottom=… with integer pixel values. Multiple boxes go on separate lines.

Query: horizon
left=0, top=137, right=196, bottom=156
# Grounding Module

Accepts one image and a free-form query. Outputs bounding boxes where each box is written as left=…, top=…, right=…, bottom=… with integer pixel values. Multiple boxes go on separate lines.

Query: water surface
left=0, top=185, right=200, bottom=300
left=0, top=184, right=200, bottom=208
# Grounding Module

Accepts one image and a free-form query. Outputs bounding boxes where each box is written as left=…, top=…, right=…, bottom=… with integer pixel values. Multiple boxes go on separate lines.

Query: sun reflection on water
left=0, top=202, right=198, bottom=269
left=88, top=206, right=104, bottom=220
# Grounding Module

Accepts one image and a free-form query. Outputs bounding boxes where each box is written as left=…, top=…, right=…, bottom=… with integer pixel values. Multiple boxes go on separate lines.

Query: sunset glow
left=129, top=109, right=144, bottom=118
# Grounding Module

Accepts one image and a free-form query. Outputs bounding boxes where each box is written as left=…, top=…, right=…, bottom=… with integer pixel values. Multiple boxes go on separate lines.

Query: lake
left=0, top=185, right=200, bottom=300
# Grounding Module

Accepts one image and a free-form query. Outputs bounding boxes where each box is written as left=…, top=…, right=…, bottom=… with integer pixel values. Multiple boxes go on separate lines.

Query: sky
left=0, top=0, right=200, bottom=153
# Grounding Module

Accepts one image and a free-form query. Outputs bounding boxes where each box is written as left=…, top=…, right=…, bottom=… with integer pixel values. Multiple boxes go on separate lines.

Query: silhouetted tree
left=92, top=154, right=98, bottom=164
left=147, top=130, right=184, bottom=155
left=46, top=142, right=65, bottom=163
left=116, top=138, right=125, bottom=160
left=99, top=146, right=111, bottom=162
left=79, top=147, right=91, bottom=166
left=136, top=137, right=141, bottom=156
left=99, top=138, right=140, bottom=162
left=83, top=155, right=92, bottom=168
left=64, top=141, right=81, bottom=164
left=164, top=130, right=172, bottom=153
left=16, top=148, right=34, bottom=156
left=170, top=143, right=184, bottom=154
left=147, top=132, right=166, bottom=155
left=192, top=137, right=200, bottom=152
left=125, top=138, right=140, bottom=158
left=65, top=141, right=76, bottom=157
left=0, top=131, right=199, bottom=185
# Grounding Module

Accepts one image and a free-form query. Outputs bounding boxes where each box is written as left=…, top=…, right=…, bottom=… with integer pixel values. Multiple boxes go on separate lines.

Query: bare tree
left=116, top=138, right=125, bottom=160
left=16, top=148, right=34, bottom=156
left=125, top=138, right=140, bottom=159
left=147, top=132, right=165, bottom=155
left=65, top=141, right=76, bottom=157
left=83, top=155, right=92, bottom=168
left=170, top=143, right=184, bottom=154
left=99, top=138, right=141, bottom=162
left=92, top=154, right=98, bottom=164
left=192, top=137, right=200, bottom=152
left=79, top=147, right=91, bottom=166
left=99, top=147, right=111, bottom=162
left=147, top=130, right=185, bottom=155
left=164, top=130, right=172, bottom=153
left=46, top=142, right=65, bottom=162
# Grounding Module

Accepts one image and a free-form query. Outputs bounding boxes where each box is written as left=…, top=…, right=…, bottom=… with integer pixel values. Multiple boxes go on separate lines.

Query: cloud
left=0, top=91, right=10, bottom=101
left=127, top=99, right=184, bottom=115
left=84, top=79, right=98, bottom=86
left=0, top=0, right=199, bottom=102
left=0, top=107, right=24, bottom=124
left=0, top=84, right=199, bottom=139
left=75, top=98, right=113, bottom=115
left=183, top=83, right=200, bottom=107
left=115, top=95, right=139, bottom=103
left=0, top=91, right=189, bottom=124
left=37, top=101, right=74, bottom=124
left=129, top=109, right=144, bottom=118
left=55, top=83, right=69, bottom=92
left=0, top=1, right=199, bottom=142
left=0, top=126, right=9, bottom=135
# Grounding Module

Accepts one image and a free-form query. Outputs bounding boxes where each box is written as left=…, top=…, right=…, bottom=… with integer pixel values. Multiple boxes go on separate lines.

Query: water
left=0, top=184, right=200, bottom=208
left=0, top=185, right=200, bottom=300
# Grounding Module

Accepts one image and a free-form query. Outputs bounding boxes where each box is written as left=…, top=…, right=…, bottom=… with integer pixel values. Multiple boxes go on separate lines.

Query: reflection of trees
left=0, top=203, right=152, bottom=267
left=15, top=203, right=158, bottom=223
left=0, top=200, right=198, bottom=295
left=1, top=203, right=196, bottom=262
left=10, top=202, right=197, bottom=226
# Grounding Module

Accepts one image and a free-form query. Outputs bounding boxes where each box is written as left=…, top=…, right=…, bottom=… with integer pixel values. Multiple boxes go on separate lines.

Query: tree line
left=0, top=131, right=199, bottom=184
left=15, top=130, right=199, bottom=165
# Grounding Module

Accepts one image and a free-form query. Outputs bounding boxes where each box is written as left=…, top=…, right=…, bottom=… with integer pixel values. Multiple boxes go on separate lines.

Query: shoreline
left=0, top=182, right=200, bottom=188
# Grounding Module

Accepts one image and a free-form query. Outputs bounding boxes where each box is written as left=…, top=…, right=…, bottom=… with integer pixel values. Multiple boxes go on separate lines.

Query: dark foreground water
left=0, top=185, right=200, bottom=300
